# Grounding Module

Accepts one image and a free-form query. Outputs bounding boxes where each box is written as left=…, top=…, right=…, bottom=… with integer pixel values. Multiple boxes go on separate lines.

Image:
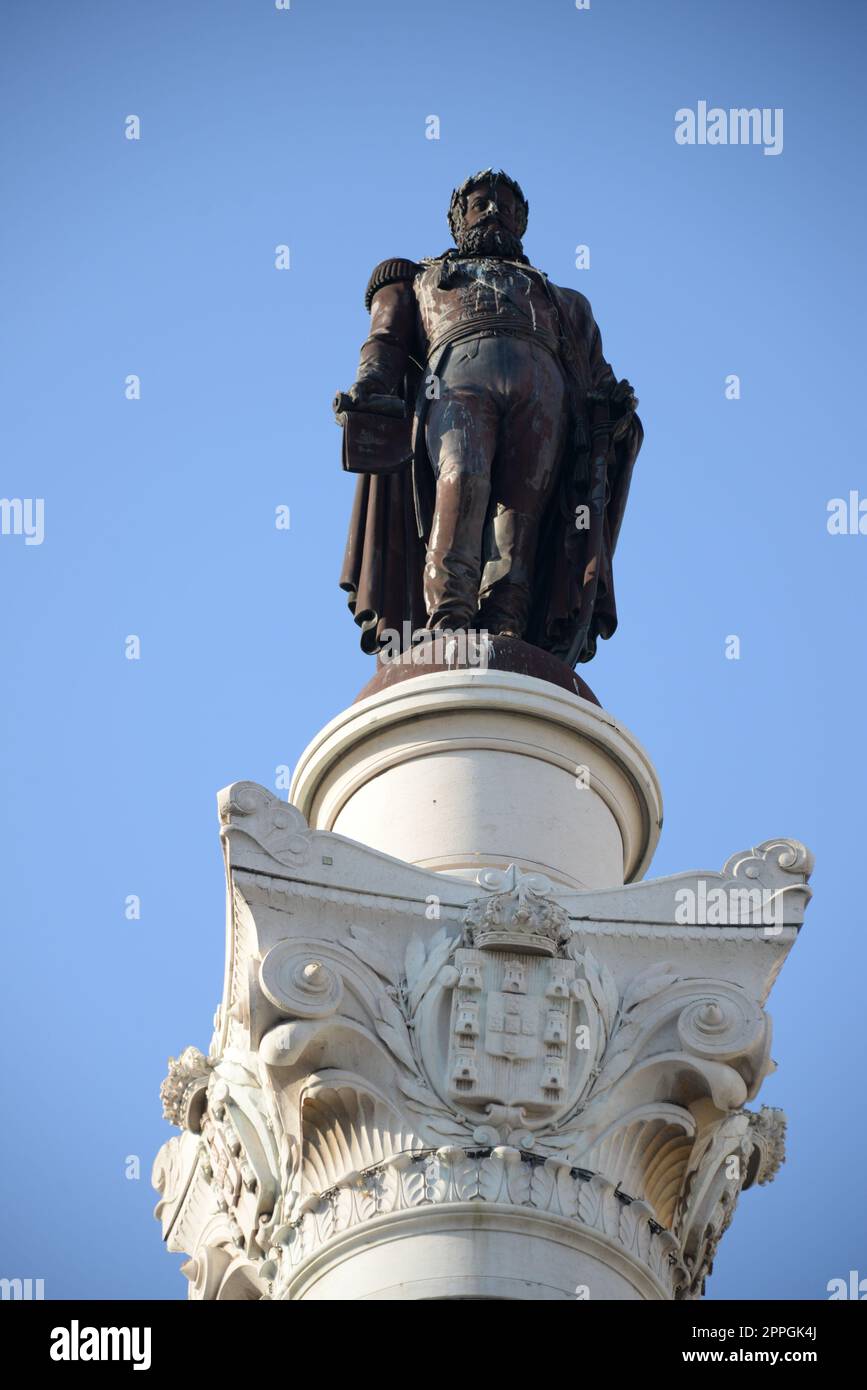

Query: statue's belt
left=425, top=317, right=561, bottom=365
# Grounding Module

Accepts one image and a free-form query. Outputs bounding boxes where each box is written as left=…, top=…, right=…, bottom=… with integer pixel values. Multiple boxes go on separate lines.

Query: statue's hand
left=610, top=378, right=638, bottom=413
left=346, top=379, right=381, bottom=406
left=587, top=379, right=638, bottom=439
left=333, top=380, right=382, bottom=422
left=334, top=380, right=406, bottom=422
left=588, top=378, right=638, bottom=413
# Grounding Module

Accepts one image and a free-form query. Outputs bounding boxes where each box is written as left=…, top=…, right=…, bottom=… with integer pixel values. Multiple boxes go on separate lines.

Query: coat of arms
left=447, top=949, right=580, bottom=1114
left=418, top=867, right=599, bottom=1129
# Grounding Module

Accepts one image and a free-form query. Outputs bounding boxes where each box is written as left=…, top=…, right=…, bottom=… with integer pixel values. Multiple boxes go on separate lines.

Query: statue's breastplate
left=415, top=260, right=560, bottom=353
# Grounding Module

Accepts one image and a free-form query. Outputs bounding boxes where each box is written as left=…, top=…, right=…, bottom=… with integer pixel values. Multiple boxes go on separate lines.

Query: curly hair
left=447, top=169, right=529, bottom=242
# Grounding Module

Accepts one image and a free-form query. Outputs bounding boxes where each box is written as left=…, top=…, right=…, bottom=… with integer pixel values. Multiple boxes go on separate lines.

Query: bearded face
left=452, top=178, right=527, bottom=260
left=456, top=220, right=525, bottom=259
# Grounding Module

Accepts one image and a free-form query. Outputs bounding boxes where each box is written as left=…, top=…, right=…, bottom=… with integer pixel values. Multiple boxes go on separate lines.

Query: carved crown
left=161, top=1046, right=212, bottom=1133
left=464, top=865, right=571, bottom=956
left=748, top=1106, right=787, bottom=1187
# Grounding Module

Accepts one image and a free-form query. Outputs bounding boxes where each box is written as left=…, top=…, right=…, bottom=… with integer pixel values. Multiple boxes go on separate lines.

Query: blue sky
left=1, top=0, right=865, bottom=1299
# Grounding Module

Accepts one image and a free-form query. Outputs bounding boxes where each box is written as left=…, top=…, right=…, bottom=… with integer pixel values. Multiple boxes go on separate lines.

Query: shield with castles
left=446, top=948, right=582, bottom=1116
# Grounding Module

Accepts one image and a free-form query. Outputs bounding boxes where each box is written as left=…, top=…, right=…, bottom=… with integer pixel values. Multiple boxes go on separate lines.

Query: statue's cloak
left=339, top=277, right=642, bottom=667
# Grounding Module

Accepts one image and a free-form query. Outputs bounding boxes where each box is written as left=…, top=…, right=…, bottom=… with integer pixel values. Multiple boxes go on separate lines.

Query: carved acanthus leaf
left=347, top=924, right=403, bottom=990
left=405, top=927, right=455, bottom=1013
left=371, top=991, right=418, bottom=1074
left=580, top=947, right=619, bottom=1037
left=620, top=962, right=682, bottom=1015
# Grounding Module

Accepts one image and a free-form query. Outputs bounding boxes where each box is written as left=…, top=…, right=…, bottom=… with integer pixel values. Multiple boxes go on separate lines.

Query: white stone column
left=153, top=671, right=811, bottom=1300
left=290, top=670, right=662, bottom=890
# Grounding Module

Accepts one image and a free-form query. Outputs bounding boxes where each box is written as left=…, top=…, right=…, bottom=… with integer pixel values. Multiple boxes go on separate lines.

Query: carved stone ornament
left=160, top=1047, right=212, bottom=1133
left=463, top=864, right=572, bottom=955
left=152, top=785, right=812, bottom=1300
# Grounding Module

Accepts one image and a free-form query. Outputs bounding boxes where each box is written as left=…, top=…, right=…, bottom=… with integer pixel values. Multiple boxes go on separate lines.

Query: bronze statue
left=336, top=169, right=642, bottom=669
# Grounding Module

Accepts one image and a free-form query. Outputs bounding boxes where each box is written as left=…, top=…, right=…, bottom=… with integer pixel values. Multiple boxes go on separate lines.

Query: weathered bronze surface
left=353, top=634, right=601, bottom=707
left=336, top=170, right=642, bottom=668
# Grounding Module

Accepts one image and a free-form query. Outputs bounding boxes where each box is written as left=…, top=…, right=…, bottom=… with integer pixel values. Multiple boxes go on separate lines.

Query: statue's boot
left=478, top=507, right=540, bottom=638
left=424, top=465, right=491, bottom=630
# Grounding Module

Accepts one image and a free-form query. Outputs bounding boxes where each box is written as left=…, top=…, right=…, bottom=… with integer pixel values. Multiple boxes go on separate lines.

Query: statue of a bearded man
left=336, top=169, right=642, bottom=668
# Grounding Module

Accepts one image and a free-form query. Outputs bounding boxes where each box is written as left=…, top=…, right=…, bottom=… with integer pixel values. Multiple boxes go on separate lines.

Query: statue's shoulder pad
left=364, top=258, right=421, bottom=310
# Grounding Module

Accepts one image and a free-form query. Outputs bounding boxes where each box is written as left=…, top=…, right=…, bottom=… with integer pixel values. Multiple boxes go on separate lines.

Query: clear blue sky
left=2, top=0, right=865, bottom=1300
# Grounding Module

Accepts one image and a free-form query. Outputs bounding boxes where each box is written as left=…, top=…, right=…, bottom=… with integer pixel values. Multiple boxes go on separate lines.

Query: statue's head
left=448, top=169, right=529, bottom=258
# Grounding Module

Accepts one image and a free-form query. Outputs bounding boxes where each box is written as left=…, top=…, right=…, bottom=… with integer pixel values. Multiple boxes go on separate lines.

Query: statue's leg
left=423, top=341, right=500, bottom=630
left=478, top=342, right=568, bottom=638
